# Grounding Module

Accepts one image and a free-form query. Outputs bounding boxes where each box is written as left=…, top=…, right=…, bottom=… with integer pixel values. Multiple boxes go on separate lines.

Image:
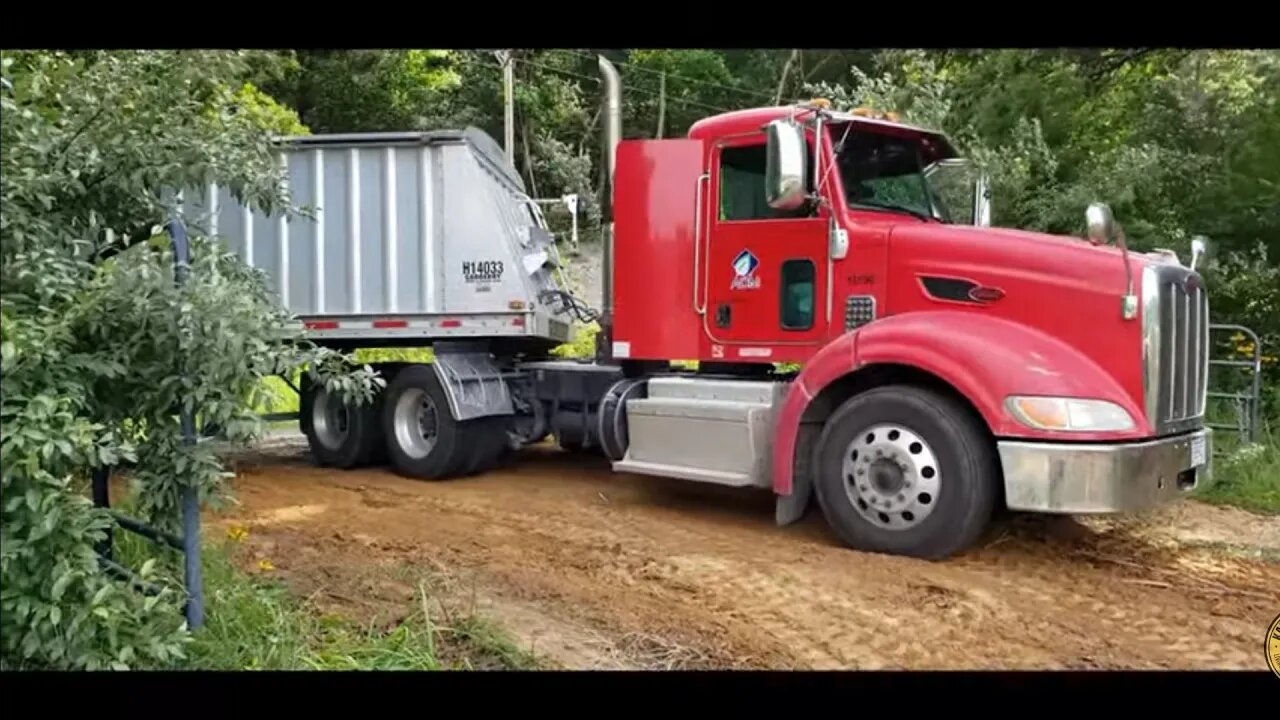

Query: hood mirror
left=1190, top=235, right=1207, bottom=271
left=973, top=173, right=992, bottom=227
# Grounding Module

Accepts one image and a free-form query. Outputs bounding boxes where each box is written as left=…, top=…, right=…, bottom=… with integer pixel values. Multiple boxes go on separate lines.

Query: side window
left=780, top=259, right=815, bottom=330
left=718, top=142, right=814, bottom=221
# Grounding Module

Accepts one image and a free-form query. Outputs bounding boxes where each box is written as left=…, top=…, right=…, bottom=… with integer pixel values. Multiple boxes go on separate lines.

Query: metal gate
left=1206, top=323, right=1263, bottom=444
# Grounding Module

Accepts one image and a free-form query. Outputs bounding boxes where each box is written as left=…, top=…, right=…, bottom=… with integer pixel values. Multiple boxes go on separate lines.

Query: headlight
left=1005, top=396, right=1135, bottom=432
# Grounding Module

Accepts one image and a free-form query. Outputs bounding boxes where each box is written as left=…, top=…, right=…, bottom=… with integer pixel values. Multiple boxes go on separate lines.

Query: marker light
left=1005, top=396, right=1135, bottom=432
left=851, top=107, right=901, bottom=122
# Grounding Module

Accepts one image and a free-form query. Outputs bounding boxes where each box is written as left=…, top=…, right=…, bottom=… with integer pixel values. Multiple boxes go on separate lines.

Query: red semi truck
left=191, top=56, right=1212, bottom=559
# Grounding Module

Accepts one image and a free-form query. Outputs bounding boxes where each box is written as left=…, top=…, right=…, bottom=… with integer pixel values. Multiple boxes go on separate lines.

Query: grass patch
left=109, top=530, right=536, bottom=670
left=1196, top=426, right=1280, bottom=515
left=183, top=543, right=538, bottom=670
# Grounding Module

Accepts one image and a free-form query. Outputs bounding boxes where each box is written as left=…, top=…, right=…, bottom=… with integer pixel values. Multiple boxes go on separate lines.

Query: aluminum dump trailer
left=174, top=128, right=577, bottom=351
left=173, top=127, right=608, bottom=471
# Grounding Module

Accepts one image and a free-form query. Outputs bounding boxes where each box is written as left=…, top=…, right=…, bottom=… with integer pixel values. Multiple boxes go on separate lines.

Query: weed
left=1197, top=427, right=1280, bottom=515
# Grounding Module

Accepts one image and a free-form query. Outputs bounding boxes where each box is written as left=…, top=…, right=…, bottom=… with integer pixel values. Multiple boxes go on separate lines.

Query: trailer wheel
left=381, top=364, right=476, bottom=479
left=812, top=385, right=998, bottom=560
left=300, top=381, right=383, bottom=469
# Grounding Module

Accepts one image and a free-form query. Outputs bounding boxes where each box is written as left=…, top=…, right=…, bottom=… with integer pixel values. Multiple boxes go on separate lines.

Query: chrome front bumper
left=998, top=428, right=1212, bottom=514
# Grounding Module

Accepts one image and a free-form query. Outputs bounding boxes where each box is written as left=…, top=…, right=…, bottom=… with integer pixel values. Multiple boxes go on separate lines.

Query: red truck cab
left=611, top=100, right=1212, bottom=558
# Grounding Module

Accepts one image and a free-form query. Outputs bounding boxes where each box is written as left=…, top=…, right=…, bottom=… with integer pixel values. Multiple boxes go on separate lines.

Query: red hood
left=880, top=220, right=1160, bottom=435
left=885, top=222, right=1157, bottom=294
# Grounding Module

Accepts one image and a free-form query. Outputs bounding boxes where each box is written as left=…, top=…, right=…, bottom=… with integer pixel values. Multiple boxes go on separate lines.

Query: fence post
left=91, top=466, right=113, bottom=561
left=169, top=219, right=204, bottom=630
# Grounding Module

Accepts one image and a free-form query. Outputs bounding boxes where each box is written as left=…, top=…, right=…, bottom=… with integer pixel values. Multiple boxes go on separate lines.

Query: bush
left=0, top=51, right=376, bottom=669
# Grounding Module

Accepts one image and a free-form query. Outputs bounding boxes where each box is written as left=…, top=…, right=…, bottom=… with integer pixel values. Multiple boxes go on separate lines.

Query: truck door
left=701, top=134, right=830, bottom=350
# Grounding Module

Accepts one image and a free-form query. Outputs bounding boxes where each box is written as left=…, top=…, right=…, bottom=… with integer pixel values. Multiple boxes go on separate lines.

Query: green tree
left=0, top=50, right=377, bottom=669
left=261, top=50, right=461, bottom=133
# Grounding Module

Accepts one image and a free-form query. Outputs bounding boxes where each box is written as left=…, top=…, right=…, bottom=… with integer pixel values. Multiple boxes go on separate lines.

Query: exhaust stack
left=596, top=54, right=622, bottom=362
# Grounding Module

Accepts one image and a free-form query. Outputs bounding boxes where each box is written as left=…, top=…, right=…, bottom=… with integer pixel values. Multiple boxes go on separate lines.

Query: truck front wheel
left=812, top=385, right=998, bottom=560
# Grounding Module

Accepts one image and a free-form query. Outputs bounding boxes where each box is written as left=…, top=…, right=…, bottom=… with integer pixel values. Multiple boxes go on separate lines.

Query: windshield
left=829, top=125, right=978, bottom=224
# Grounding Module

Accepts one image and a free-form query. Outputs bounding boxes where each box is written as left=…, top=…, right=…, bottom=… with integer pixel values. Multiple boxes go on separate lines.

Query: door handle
left=715, top=303, right=731, bottom=328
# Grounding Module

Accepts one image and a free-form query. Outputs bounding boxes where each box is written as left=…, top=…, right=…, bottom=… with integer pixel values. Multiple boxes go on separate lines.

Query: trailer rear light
left=511, top=317, right=525, bottom=327
left=440, top=319, right=461, bottom=328
left=304, top=320, right=339, bottom=330
left=509, top=300, right=526, bottom=310
left=372, top=319, right=408, bottom=329
left=1005, top=396, right=1134, bottom=432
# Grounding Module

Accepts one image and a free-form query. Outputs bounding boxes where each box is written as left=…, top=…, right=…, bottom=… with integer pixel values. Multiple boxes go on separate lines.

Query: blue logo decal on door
left=731, top=249, right=761, bottom=290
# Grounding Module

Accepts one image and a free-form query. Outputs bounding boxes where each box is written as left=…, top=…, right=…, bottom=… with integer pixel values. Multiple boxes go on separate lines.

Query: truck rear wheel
left=812, top=385, right=998, bottom=560
left=382, top=364, right=503, bottom=480
left=300, top=381, right=384, bottom=469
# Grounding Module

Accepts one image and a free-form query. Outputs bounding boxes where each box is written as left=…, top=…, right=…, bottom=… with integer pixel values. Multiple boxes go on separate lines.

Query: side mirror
left=1190, top=235, right=1207, bottom=271
left=1085, top=202, right=1115, bottom=245
left=765, top=119, right=808, bottom=211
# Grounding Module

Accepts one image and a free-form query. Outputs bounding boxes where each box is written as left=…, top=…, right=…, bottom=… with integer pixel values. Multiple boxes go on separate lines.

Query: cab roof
left=687, top=105, right=959, bottom=161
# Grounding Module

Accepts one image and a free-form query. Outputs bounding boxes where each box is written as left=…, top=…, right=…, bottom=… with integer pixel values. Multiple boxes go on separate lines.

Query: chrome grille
left=1142, top=263, right=1209, bottom=434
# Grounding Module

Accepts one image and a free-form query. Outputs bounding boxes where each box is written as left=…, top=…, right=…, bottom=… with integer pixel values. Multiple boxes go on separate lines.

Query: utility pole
left=775, top=49, right=799, bottom=105
left=495, top=50, right=515, bottom=167
left=656, top=71, right=666, bottom=139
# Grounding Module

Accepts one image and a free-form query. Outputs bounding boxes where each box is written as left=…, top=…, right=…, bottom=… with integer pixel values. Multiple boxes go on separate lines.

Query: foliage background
left=3, top=47, right=1277, bottom=669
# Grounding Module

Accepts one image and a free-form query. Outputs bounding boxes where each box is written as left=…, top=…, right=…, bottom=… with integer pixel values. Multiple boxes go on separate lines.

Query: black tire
left=812, top=385, right=999, bottom=560
left=557, top=434, right=603, bottom=456
left=380, top=364, right=512, bottom=480
left=381, top=364, right=476, bottom=479
left=299, top=379, right=384, bottom=469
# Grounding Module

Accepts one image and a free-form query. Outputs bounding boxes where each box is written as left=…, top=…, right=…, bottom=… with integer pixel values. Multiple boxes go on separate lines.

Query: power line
left=455, top=52, right=734, bottom=116
left=521, top=56, right=733, bottom=115
left=552, top=48, right=777, bottom=103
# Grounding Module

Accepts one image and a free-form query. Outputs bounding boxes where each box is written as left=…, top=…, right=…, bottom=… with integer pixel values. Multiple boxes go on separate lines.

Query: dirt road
left=211, top=434, right=1279, bottom=670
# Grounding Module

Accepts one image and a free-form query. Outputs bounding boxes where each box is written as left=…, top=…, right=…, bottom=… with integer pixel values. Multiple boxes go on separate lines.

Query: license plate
left=1190, top=434, right=1206, bottom=467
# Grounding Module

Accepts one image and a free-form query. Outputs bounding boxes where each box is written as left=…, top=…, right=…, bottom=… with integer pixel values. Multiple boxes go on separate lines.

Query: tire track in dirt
left=212, top=438, right=1280, bottom=670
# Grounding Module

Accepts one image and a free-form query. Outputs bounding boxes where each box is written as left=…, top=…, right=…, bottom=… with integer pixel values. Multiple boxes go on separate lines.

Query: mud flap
left=775, top=471, right=813, bottom=526
left=432, top=342, right=515, bottom=422
left=775, top=423, right=818, bottom=526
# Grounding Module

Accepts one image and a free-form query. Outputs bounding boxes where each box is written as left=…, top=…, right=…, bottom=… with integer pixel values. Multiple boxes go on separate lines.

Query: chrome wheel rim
left=312, top=387, right=350, bottom=451
left=841, top=423, right=940, bottom=531
left=393, top=388, right=438, bottom=459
